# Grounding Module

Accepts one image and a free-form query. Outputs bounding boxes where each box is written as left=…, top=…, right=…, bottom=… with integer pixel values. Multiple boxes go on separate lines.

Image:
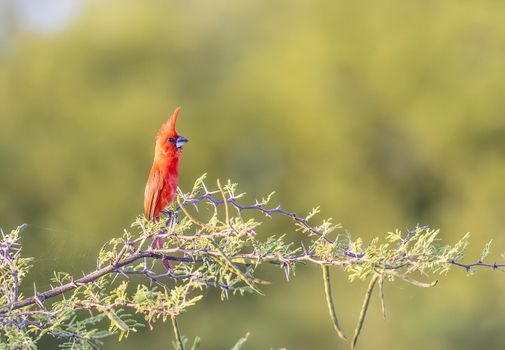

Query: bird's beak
left=176, top=135, right=188, bottom=149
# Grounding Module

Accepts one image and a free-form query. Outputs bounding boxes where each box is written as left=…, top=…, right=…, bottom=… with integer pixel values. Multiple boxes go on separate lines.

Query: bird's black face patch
left=168, top=135, right=189, bottom=149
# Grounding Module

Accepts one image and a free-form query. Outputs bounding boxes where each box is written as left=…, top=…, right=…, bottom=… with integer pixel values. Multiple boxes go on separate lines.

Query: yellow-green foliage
left=1, top=178, right=500, bottom=349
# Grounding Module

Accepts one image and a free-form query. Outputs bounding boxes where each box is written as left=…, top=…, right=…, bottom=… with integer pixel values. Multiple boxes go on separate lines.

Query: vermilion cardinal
left=144, top=107, right=188, bottom=248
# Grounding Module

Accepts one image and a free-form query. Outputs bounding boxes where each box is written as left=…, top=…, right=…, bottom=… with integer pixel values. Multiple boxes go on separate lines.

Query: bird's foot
left=161, top=209, right=179, bottom=227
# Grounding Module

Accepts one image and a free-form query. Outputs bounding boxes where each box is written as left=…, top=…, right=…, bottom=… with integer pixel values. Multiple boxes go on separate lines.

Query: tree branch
left=3, top=250, right=161, bottom=312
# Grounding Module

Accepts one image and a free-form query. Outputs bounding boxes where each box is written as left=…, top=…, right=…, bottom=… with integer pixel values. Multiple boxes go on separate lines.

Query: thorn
left=33, top=283, right=45, bottom=309
left=116, top=268, right=129, bottom=279
left=301, top=242, right=308, bottom=255
left=111, top=272, right=120, bottom=284
left=283, top=263, right=290, bottom=281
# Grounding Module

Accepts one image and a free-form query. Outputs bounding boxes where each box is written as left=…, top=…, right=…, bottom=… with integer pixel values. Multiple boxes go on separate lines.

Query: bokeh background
left=2, top=0, right=505, bottom=349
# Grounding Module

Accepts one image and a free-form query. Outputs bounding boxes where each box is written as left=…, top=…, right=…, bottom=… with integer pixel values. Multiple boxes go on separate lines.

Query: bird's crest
left=157, top=107, right=181, bottom=139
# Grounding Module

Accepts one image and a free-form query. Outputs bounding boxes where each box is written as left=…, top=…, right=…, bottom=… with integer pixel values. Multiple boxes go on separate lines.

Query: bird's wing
left=144, top=168, right=164, bottom=221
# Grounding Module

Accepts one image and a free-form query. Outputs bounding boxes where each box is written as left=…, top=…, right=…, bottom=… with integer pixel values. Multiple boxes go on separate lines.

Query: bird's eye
left=168, top=137, right=177, bottom=144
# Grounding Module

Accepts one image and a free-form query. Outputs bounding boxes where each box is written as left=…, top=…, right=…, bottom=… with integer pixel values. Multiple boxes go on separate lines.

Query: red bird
left=144, top=107, right=188, bottom=233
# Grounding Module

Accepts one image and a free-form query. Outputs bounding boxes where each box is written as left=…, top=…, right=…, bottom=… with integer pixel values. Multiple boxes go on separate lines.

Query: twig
left=2, top=250, right=161, bottom=313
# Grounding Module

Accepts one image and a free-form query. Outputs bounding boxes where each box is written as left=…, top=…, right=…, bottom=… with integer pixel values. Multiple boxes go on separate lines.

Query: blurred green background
left=2, top=0, right=505, bottom=349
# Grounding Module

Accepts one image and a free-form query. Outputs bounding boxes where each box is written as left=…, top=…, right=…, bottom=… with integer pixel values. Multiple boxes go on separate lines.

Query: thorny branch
left=1, top=175, right=504, bottom=349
